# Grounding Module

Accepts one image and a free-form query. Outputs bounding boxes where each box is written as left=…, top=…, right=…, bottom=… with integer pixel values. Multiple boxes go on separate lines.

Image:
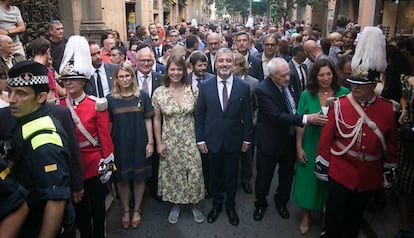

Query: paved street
left=104, top=167, right=399, bottom=238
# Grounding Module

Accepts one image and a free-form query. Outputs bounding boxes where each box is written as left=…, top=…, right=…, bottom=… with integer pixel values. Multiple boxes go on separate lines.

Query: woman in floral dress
left=152, top=55, right=205, bottom=224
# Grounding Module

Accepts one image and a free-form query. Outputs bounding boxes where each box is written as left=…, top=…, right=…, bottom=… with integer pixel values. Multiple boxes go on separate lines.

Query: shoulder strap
left=346, top=94, right=387, bottom=152
left=65, top=96, right=99, bottom=147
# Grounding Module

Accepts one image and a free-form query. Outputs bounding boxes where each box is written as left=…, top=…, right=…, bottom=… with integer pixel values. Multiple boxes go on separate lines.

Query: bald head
left=207, top=33, right=221, bottom=54
left=0, top=34, right=14, bottom=57
left=303, top=40, right=322, bottom=61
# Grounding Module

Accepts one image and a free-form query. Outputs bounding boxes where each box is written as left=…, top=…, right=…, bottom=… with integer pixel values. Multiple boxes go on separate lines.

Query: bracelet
left=147, top=142, right=154, bottom=145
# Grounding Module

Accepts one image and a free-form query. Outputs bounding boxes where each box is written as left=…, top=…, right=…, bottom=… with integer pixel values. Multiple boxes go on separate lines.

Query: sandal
left=131, top=210, right=141, bottom=228
left=121, top=210, right=130, bottom=229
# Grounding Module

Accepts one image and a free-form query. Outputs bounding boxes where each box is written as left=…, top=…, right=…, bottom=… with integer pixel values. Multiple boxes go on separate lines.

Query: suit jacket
left=195, top=76, right=253, bottom=153
left=150, top=71, right=163, bottom=97
left=85, top=63, right=116, bottom=97
left=155, top=63, right=166, bottom=75
left=288, top=60, right=307, bottom=102
left=189, top=71, right=215, bottom=86
left=255, top=77, right=303, bottom=156
left=248, top=54, right=264, bottom=81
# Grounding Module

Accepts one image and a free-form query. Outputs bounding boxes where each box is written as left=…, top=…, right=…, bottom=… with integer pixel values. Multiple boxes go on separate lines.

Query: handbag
left=400, top=123, right=414, bottom=142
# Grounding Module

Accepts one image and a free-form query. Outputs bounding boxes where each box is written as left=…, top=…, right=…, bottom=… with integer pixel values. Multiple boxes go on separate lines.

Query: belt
left=333, top=141, right=382, bottom=161
left=78, top=137, right=99, bottom=148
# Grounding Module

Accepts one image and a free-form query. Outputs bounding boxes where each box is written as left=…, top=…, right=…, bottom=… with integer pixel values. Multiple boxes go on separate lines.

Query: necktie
left=142, top=75, right=149, bottom=94
left=95, top=69, right=104, bottom=98
left=282, top=87, right=293, bottom=114
left=282, top=87, right=295, bottom=135
left=300, top=64, right=307, bottom=90
left=222, top=81, right=228, bottom=111
left=157, top=48, right=161, bottom=58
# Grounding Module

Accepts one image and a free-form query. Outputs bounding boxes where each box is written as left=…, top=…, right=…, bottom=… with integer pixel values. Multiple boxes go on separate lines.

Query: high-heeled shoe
left=121, top=210, right=130, bottom=229
left=299, top=211, right=310, bottom=235
left=131, top=210, right=141, bottom=228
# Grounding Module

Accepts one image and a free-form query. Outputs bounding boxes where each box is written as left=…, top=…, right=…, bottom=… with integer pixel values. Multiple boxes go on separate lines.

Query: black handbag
left=399, top=123, right=414, bottom=142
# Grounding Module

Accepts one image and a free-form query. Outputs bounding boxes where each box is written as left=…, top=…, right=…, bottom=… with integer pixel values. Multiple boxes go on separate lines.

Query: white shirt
left=292, top=58, right=306, bottom=87
left=217, top=75, right=233, bottom=110
left=93, top=64, right=111, bottom=97
left=137, top=71, right=153, bottom=97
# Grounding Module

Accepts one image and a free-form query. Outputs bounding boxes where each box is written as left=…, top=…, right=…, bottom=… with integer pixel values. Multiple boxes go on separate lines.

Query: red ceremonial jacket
left=317, top=95, right=398, bottom=192
left=61, top=96, right=114, bottom=180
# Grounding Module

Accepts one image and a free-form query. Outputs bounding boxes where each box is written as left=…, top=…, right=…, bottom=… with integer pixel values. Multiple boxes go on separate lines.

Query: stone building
left=15, top=0, right=211, bottom=45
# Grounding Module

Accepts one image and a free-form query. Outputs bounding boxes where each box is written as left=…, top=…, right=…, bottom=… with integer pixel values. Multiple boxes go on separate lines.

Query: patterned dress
left=152, top=85, right=205, bottom=204
left=107, top=91, right=153, bottom=183
left=292, top=87, right=349, bottom=211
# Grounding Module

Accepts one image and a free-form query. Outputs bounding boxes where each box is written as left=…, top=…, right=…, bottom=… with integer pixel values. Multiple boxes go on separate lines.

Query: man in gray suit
left=85, top=41, right=116, bottom=97
left=233, top=52, right=259, bottom=194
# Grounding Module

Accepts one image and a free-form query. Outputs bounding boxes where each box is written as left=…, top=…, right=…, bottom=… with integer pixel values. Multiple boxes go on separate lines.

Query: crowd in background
left=0, top=0, right=414, bottom=237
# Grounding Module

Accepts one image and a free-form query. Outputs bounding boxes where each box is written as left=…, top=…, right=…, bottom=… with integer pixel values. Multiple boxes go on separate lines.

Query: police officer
left=0, top=157, right=28, bottom=237
left=315, top=26, right=398, bottom=238
left=6, top=61, right=74, bottom=237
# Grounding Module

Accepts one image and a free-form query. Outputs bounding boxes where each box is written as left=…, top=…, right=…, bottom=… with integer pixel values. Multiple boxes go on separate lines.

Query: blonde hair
left=111, top=63, right=140, bottom=99
left=327, top=32, right=342, bottom=42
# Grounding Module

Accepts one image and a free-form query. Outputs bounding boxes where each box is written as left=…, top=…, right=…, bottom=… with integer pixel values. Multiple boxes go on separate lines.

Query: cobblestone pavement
left=104, top=168, right=399, bottom=238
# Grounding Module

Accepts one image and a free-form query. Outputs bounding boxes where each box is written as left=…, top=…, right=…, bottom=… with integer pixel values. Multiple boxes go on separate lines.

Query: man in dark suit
left=253, top=57, right=327, bottom=221
left=234, top=32, right=264, bottom=81
left=85, top=41, right=116, bottom=97
left=288, top=45, right=308, bottom=100
left=188, top=51, right=214, bottom=87
left=195, top=48, right=253, bottom=226
left=205, top=33, right=221, bottom=74
left=135, top=46, right=163, bottom=199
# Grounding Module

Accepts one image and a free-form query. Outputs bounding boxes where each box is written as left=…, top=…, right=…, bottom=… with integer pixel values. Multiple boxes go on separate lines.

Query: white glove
left=97, top=153, right=115, bottom=184
left=314, top=155, right=329, bottom=182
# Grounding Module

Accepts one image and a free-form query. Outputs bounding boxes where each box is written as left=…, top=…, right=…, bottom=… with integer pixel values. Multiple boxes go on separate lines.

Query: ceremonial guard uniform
left=317, top=94, right=398, bottom=191
left=59, top=35, right=114, bottom=238
left=6, top=61, right=74, bottom=237
left=315, top=27, right=398, bottom=238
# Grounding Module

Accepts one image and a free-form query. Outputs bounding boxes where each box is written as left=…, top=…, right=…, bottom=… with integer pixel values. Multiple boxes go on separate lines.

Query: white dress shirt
left=93, top=64, right=111, bottom=97
left=217, top=75, right=233, bottom=111
left=137, top=71, right=153, bottom=97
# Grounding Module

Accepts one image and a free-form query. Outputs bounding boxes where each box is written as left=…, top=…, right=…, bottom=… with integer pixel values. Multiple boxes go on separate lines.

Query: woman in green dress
left=292, top=59, right=349, bottom=234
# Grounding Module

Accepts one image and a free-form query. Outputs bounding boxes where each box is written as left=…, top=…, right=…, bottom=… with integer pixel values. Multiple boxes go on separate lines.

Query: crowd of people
left=0, top=1, right=413, bottom=237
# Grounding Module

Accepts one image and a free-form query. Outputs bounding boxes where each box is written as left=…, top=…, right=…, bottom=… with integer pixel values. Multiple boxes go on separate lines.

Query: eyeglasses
left=264, top=43, right=276, bottom=47
left=170, top=34, right=179, bottom=37
left=117, top=74, right=131, bottom=79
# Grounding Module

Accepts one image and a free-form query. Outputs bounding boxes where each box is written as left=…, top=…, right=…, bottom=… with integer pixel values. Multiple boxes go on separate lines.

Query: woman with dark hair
left=292, top=59, right=349, bottom=235
left=107, top=63, right=153, bottom=229
left=152, top=55, right=205, bottom=224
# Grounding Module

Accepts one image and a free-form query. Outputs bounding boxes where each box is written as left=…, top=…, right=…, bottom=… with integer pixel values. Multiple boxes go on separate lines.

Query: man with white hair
left=253, top=57, right=328, bottom=221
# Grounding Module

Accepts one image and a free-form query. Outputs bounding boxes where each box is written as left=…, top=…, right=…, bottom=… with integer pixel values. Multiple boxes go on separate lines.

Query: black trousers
left=209, top=148, right=240, bottom=210
left=325, top=179, right=374, bottom=238
left=240, top=127, right=256, bottom=184
left=201, top=153, right=210, bottom=194
left=75, top=176, right=107, bottom=238
left=254, top=140, right=295, bottom=208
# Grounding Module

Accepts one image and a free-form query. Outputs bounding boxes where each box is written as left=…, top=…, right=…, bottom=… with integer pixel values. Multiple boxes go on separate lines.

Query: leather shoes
left=253, top=207, right=266, bottom=221
left=275, top=203, right=290, bottom=219
left=226, top=209, right=239, bottom=226
left=242, top=182, right=252, bottom=194
left=207, top=207, right=222, bottom=223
